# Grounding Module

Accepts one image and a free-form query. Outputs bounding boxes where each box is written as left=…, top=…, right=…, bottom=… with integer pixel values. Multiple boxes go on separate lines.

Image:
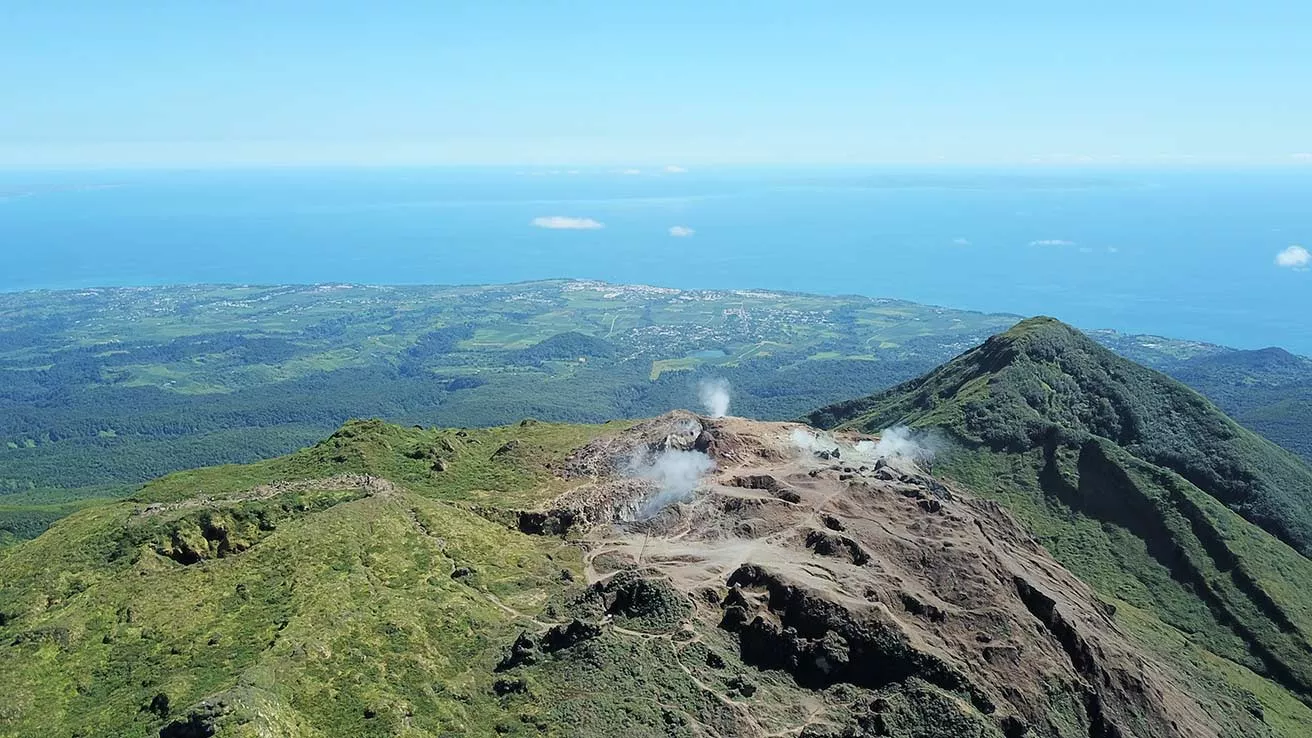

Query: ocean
left=1, top=167, right=1308, bottom=352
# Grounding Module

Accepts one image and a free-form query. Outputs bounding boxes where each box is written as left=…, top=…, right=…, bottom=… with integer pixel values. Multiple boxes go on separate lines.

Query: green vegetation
left=2, top=283, right=1308, bottom=542
left=5, top=314, right=1312, bottom=735
left=0, top=281, right=1028, bottom=538
left=1166, top=348, right=1312, bottom=465
left=810, top=317, right=1312, bottom=731
left=0, top=500, right=101, bottom=545
left=0, top=417, right=1019, bottom=737
left=810, top=317, right=1312, bottom=555
left=0, top=419, right=608, bottom=737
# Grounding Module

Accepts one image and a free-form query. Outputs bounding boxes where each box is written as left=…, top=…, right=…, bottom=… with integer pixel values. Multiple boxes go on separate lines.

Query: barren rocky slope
left=531, top=412, right=1227, bottom=737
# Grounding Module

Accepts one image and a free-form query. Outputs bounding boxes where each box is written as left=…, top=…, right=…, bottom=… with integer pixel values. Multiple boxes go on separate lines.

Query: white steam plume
left=790, top=428, right=839, bottom=455
left=698, top=378, right=731, bottom=418
left=854, top=426, right=941, bottom=465
left=793, top=425, right=941, bottom=467
left=627, top=449, right=715, bottom=518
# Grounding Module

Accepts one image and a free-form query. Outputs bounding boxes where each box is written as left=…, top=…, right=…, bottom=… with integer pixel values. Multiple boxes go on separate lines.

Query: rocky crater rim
left=542, top=412, right=1218, bottom=738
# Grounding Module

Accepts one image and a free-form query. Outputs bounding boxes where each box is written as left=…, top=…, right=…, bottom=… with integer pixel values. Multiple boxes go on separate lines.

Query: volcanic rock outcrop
left=547, top=412, right=1220, bottom=738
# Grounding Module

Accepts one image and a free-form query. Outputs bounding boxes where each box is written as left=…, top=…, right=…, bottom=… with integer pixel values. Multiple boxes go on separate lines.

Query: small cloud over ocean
left=668, top=226, right=695, bottom=237
left=531, top=216, right=604, bottom=230
left=1276, top=245, right=1310, bottom=270
left=1030, top=239, right=1076, bottom=247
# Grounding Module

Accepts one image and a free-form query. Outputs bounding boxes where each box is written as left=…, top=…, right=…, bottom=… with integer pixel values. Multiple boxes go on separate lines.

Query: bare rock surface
left=547, top=412, right=1219, bottom=738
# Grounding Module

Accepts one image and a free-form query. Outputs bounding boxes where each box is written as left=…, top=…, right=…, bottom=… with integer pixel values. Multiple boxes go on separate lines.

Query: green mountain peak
left=811, top=318, right=1312, bottom=730
left=810, top=317, right=1312, bottom=557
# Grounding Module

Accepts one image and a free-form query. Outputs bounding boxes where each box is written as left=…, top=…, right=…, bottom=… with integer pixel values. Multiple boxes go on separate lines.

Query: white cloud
left=531, top=216, right=604, bottom=230
left=1078, top=247, right=1094, bottom=253
left=1107, top=246, right=1120, bottom=253
left=1030, top=239, right=1076, bottom=247
left=619, top=168, right=642, bottom=175
left=951, top=238, right=971, bottom=246
left=1292, top=153, right=1312, bottom=163
left=663, top=165, right=688, bottom=173
left=1276, top=245, right=1310, bottom=270
left=668, top=226, right=695, bottom=237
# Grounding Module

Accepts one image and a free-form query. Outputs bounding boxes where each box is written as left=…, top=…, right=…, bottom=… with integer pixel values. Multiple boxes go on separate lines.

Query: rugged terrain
left=811, top=317, right=1312, bottom=734
left=4, top=317, right=1312, bottom=737
left=546, top=412, right=1229, bottom=737
left=0, top=408, right=1303, bottom=737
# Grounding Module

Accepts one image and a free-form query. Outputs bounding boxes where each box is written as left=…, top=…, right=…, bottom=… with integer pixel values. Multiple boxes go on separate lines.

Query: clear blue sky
left=3, top=1, right=1311, bottom=168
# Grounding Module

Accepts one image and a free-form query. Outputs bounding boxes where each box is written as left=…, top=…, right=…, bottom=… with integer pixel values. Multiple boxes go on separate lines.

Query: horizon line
left=4, top=161, right=1312, bottom=173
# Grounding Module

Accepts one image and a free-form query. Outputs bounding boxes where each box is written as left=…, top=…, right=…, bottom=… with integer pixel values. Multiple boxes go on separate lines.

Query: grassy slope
left=809, top=317, right=1312, bottom=556
left=0, top=419, right=618, bottom=737
left=808, top=317, right=1312, bottom=733
left=0, top=417, right=1019, bottom=738
left=940, top=445, right=1312, bottom=733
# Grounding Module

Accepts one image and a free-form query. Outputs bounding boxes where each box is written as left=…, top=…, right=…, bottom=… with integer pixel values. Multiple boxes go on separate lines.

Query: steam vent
left=500, top=411, right=1220, bottom=737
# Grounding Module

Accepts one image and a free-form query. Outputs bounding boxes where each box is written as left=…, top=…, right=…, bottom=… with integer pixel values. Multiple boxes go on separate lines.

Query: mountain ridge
left=5, top=317, right=1312, bottom=736
left=809, top=316, right=1312, bottom=557
left=809, top=316, right=1312, bottom=726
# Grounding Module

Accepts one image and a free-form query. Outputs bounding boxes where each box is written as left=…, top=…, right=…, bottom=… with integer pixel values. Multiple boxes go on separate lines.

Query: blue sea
left=1, top=167, right=1309, bottom=353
